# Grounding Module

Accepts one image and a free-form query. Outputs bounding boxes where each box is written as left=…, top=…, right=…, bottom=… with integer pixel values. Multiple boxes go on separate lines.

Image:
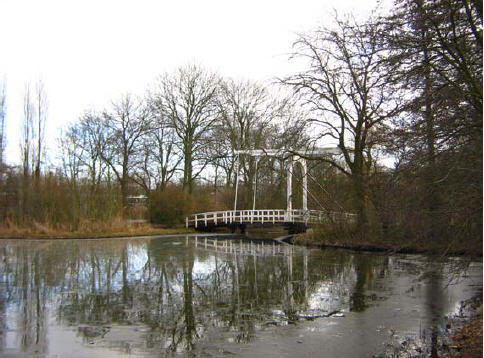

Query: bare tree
left=132, top=117, right=181, bottom=195
left=99, top=94, right=152, bottom=209
left=19, top=83, right=35, bottom=221
left=72, top=112, right=109, bottom=188
left=151, top=65, right=220, bottom=193
left=283, top=16, right=401, bottom=239
left=33, top=80, right=48, bottom=181
left=59, top=125, right=84, bottom=185
left=21, top=83, right=34, bottom=178
left=212, top=80, right=309, bottom=209
left=214, top=79, right=276, bottom=187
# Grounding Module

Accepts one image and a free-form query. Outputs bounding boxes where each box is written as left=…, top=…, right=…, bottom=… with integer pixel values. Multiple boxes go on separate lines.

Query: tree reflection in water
left=0, top=236, right=476, bottom=357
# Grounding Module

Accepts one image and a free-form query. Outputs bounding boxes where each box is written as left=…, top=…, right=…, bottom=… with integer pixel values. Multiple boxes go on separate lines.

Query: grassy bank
left=293, top=224, right=483, bottom=257
left=0, top=219, right=193, bottom=239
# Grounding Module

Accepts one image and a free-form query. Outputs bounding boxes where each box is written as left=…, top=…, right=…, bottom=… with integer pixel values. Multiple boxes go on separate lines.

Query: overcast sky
left=1, top=0, right=386, bottom=165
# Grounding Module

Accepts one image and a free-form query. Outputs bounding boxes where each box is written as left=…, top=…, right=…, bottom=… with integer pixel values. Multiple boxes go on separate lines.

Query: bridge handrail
left=185, top=209, right=355, bottom=228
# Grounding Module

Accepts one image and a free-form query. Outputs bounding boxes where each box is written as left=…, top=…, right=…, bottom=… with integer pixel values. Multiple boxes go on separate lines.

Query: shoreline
left=1, top=228, right=481, bottom=259
left=0, top=227, right=194, bottom=241
left=290, top=232, right=483, bottom=258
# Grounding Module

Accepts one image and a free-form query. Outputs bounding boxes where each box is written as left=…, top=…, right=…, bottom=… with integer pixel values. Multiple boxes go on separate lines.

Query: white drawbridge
left=185, top=147, right=354, bottom=233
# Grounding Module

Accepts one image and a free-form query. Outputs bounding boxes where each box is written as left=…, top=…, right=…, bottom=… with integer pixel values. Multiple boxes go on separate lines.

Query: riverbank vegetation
left=0, top=0, right=481, bottom=254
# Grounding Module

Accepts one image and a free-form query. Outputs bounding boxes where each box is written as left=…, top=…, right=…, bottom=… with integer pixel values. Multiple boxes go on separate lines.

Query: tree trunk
left=352, top=169, right=380, bottom=242
left=423, top=30, right=439, bottom=241
left=120, top=176, right=129, bottom=216
left=183, top=147, right=193, bottom=194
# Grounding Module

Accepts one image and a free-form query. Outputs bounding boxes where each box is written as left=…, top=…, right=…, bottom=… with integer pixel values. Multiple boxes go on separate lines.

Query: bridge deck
left=185, top=209, right=355, bottom=229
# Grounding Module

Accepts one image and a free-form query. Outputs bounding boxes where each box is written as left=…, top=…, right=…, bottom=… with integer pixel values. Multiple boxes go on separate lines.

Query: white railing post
left=195, top=214, right=198, bottom=228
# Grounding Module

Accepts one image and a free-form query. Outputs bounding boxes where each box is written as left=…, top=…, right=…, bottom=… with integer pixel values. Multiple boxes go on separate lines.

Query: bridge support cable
left=305, top=170, right=347, bottom=212
left=285, top=156, right=349, bottom=216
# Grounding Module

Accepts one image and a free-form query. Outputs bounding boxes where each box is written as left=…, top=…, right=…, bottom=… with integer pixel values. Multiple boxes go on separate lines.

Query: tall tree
left=99, top=94, right=151, bottom=209
left=151, top=65, right=220, bottom=193
left=283, top=16, right=401, bottom=240
left=33, top=80, right=48, bottom=181
left=213, top=79, right=308, bottom=209
left=214, top=80, right=277, bottom=188
left=383, top=0, right=482, bottom=244
left=19, top=84, right=35, bottom=221
left=132, top=121, right=181, bottom=195
left=68, top=112, right=109, bottom=188
left=21, top=83, right=34, bottom=179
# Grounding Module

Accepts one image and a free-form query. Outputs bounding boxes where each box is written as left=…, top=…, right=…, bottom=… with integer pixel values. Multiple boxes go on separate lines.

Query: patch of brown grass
left=0, top=218, right=193, bottom=239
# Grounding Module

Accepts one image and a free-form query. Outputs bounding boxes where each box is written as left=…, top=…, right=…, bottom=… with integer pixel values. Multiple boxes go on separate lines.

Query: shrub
left=149, top=185, right=194, bottom=226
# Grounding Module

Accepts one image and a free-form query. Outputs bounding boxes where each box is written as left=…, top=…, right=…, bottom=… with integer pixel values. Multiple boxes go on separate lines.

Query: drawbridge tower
left=232, top=148, right=341, bottom=213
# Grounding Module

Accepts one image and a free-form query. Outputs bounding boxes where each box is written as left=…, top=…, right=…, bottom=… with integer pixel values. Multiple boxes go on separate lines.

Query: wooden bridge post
left=301, top=158, right=308, bottom=211
left=287, top=157, right=293, bottom=214
left=234, top=153, right=240, bottom=211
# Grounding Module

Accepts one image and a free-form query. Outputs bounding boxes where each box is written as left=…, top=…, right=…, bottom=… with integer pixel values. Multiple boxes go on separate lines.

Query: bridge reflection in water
left=186, top=235, right=319, bottom=324
left=189, top=235, right=294, bottom=257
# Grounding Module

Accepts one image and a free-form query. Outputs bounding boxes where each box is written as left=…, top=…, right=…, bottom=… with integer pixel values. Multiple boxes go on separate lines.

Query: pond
left=0, top=235, right=481, bottom=357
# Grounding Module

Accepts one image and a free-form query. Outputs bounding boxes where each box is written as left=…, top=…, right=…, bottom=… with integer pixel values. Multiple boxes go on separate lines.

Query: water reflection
left=0, top=236, right=481, bottom=357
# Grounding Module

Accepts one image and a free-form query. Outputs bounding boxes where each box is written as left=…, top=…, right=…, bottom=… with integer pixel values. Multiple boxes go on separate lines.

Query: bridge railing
left=185, top=209, right=355, bottom=228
